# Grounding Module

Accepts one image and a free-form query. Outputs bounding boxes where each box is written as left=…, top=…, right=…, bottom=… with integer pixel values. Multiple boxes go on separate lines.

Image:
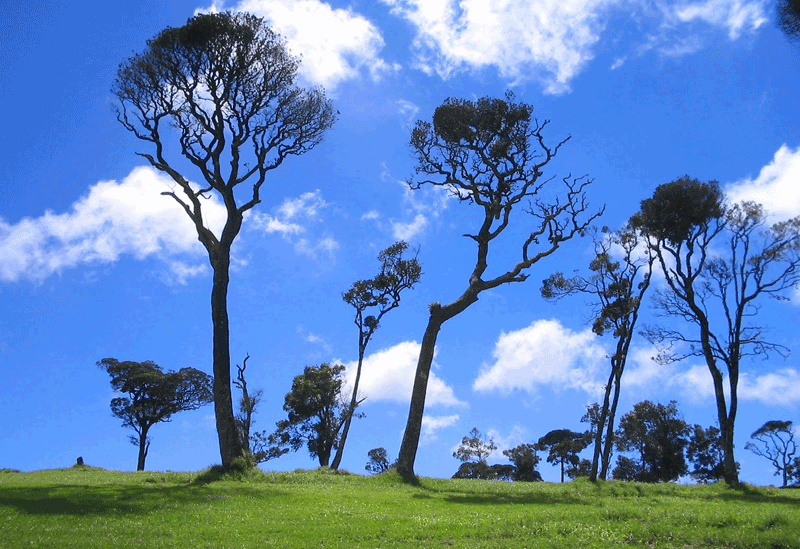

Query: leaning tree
left=112, top=11, right=336, bottom=466
left=631, top=177, right=800, bottom=484
left=330, top=241, right=422, bottom=470
left=98, top=358, right=213, bottom=471
left=394, top=93, right=601, bottom=480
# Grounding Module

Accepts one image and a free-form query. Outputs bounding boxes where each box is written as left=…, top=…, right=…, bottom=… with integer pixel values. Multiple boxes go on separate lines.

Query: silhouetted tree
left=543, top=226, right=653, bottom=480
left=112, top=11, right=336, bottom=466
left=330, top=241, right=422, bottom=470
left=395, top=93, right=601, bottom=480
left=232, top=354, right=287, bottom=464
left=502, top=444, right=543, bottom=482
left=612, top=400, right=689, bottom=483
left=98, top=358, right=213, bottom=471
left=535, top=429, right=589, bottom=482
left=365, top=447, right=393, bottom=474
left=632, top=177, right=800, bottom=484
left=745, top=420, right=798, bottom=487
left=686, top=424, right=729, bottom=483
left=778, top=0, right=800, bottom=41
left=271, top=363, right=357, bottom=467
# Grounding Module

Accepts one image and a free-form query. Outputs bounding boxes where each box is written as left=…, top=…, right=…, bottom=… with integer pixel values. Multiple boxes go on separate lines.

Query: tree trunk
left=601, top=370, right=623, bottom=480
left=590, top=369, right=615, bottom=481
left=330, top=344, right=366, bottom=470
left=210, top=249, right=243, bottom=467
left=396, top=310, right=445, bottom=481
left=136, top=430, right=150, bottom=472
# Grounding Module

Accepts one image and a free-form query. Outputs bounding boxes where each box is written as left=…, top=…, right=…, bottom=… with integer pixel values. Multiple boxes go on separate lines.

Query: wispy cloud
left=422, top=414, right=461, bottom=441
left=0, top=166, right=225, bottom=284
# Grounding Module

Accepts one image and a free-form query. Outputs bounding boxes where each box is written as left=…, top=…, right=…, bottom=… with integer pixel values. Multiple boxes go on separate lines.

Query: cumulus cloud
left=382, top=0, right=606, bottom=94
left=382, top=0, right=767, bottom=92
left=340, top=341, right=465, bottom=407
left=624, top=347, right=800, bottom=407
left=0, top=166, right=225, bottom=284
left=473, top=319, right=607, bottom=396
left=250, top=190, right=340, bottom=261
left=215, top=0, right=396, bottom=89
left=725, top=145, right=800, bottom=222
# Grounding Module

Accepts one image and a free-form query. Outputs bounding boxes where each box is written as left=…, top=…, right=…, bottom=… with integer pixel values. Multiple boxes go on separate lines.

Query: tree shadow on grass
left=0, top=482, right=286, bottom=517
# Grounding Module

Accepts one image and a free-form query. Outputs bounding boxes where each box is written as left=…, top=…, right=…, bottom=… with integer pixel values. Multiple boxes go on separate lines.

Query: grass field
left=1, top=465, right=799, bottom=548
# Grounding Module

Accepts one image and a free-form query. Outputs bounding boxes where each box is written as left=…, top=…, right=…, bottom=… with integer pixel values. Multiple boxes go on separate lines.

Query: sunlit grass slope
left=1, top=465, right=798, bottom=548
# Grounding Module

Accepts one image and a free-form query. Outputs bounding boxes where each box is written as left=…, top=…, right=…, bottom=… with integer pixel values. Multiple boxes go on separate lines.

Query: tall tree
left=395, top=93, right=601, bottom=480
left=745, top=420, right=798, bottom=487
left=112, top=11, right=336, bottom=466
left=542, top=226, right=653, bottom=481
left=98, top=358, right=213, bottom=471
left=612, top=400, right=689, bottom=483
left=535, top=429, right=589, bottom=483
left=271, top=363, right=356, bottom=467
left=330, top=241, right=422, bottom=470
left=631, top=177, right=800, bottom=484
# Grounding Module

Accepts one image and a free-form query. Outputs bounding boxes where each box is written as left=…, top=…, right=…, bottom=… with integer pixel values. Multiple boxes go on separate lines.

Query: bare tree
left=631, top=177, right=800, bottom=484
left=394, top=93, right=601, bottom=480
left=111, top=11, right=336, bottom=466
left=542, top=226, right=653, bottom=480
left=330, top=241, right=422, bottom=470
left=746, top=420, right=798, bottom=487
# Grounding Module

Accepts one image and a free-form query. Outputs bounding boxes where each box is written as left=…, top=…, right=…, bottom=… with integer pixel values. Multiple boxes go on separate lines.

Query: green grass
left=1, top=465, right=799, bottom=548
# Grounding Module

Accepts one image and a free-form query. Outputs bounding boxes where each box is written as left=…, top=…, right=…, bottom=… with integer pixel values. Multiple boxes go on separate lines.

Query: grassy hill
left=1, top=465, right=798, bottom=548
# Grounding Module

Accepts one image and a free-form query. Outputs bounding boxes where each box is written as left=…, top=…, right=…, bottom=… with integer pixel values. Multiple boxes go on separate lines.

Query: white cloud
left=397, top=99, right=420, bottom=130
left=422, top=414, right=461, bottom=440
left=392, top=214, right=428, bottom=241
left=672, top=0, right=767, bottom=40
left=473, top=319, right=607, bottom=396
left=340, top=341, right=465, bottom=407
left=0, top=166, right=225, bottom=283
left=382, top=0, right=606, bottom=94
left=229, top=0, right=396, bottom=88
left=725, top=145, right=800, bottom=222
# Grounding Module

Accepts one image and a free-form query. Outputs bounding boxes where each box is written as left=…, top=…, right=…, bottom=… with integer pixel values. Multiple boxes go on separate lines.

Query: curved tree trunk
left=210, top=248, right=243, bottom=467
left=330, top=345, right=365, bottom=470
left=600, top=370, right=623, bottom=480
left=396, top=310, right=445, bottom=481
left=590, top=370, right=614, bottom=482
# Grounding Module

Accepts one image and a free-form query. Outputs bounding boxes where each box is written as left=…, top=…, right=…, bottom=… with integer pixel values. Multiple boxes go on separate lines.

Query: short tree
left=98, top=358, right=213, bottom=471
left=612, top=400, right=689, bottom=483
left=330, top=241, right=422, bottom=470
left=502, top=444, right=543, bottom=482
left=271, top=363, right=357, bottom=467
left=542, top=226, right=653, bottom=480
left=686, top=424, right=728, bottom=483
left=535, top=429, right=589, bottom=483
left=365, top=448, right=393, bottom=474
left=112, top=11, right=336, bottom=466
left=395, top=93, right=601, bottom=480
left=745, top=420, right=798, bottom=487
left=232, top=354, right=287, bottom=465
left=452, top=428, right=498, bottom=480
left=631, top=178, right=800, bottom=484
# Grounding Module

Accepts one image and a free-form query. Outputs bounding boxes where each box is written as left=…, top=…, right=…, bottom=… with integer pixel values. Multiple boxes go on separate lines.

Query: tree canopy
left=112, top=11, right=336, bottom=467
left=396, top=92, right=601, bottom=481
left=98, top=358, right=213, bottom=471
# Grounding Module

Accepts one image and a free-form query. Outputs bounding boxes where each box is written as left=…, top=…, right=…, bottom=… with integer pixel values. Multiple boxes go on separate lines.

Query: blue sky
left=1, top=0, right=799, bottom=485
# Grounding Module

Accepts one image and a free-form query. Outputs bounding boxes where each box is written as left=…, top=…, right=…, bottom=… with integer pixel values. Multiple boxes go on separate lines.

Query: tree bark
left=330, top=344, right=365, bottom=470
left=136, top=430, right=150, bottom=472
left=396, top=309, right=446, bottom=481
left=210, top=248, right=243, bottom=467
